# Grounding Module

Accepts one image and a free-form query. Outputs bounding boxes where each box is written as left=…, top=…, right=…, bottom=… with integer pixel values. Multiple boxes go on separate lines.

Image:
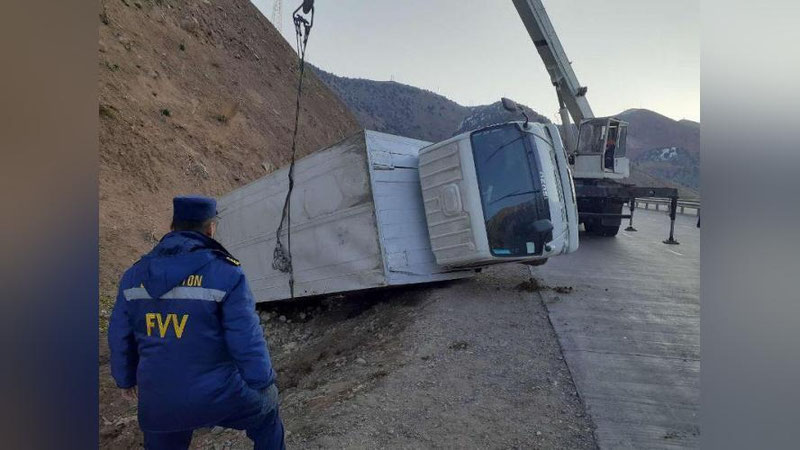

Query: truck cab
left=418, top=121, right=579, bottom=267
left=573, top=117, right=630, bottom=179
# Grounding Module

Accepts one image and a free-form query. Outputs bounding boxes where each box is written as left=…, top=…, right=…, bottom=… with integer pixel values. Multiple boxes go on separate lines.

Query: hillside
left=313, top=67, right=468, bottom=142
left=616, top=109, right=700, bottom=191
left=631, top=146, right=699, bottom=192
left=314, top=67, right=549, bottom=142
left=315, top=69, right=699, bottom=195
left=617, top=108, right=700, bottom=160
left=98, top=0, right=360, bottom=302
left=626, top=166, right=698, bottom=200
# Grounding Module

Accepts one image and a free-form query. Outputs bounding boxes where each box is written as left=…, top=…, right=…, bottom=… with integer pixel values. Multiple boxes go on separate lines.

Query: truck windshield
left=471, top=124, right=552, bottom=256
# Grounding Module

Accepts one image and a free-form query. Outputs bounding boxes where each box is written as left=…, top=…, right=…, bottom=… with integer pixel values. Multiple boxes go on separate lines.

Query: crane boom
left=509, top=0, right=679, bottom=238
left=511, top=0, right=594, bottom=125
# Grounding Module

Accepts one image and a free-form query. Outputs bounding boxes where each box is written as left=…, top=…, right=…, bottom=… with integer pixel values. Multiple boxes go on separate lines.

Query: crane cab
left=418, top=121, right=579, bottom=268
left=573, top=117, right=630, bottom=179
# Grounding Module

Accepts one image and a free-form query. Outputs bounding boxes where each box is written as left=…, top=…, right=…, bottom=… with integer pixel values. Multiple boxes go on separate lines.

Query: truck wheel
left=592, top=201, right=623, bottom=237
left=596, top=224, right=620, bottom=237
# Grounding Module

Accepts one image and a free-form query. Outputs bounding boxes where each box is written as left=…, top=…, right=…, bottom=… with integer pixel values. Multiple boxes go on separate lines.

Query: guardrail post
left=625, top=197, right=637, bottom=232
left=663, top=196, right=680, bottom=245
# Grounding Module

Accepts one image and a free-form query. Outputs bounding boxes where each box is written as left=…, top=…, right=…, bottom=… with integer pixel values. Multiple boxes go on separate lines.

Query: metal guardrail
left=629, top=198, right=701, bottom=216
left=621, top=197, right=701, bottom=240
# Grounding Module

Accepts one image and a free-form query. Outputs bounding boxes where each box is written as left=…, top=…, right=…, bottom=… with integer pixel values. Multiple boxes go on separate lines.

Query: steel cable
left=272, top=2, right=314, bottom=298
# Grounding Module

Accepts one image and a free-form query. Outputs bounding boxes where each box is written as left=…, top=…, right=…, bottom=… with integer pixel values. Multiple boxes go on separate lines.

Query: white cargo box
left=216, top=130, right=474, bottom=303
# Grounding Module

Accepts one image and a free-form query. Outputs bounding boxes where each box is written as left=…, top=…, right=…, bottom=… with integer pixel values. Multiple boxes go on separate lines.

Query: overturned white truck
left=217, top=121, right=579, bottom=302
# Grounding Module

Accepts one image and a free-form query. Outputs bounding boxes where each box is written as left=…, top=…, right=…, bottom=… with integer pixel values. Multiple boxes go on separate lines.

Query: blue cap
left=172, top=196, right=218, bottom=222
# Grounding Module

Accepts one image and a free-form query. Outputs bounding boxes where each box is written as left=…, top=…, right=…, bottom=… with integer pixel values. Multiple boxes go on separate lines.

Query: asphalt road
left=535, top=209, right=700, bottom=448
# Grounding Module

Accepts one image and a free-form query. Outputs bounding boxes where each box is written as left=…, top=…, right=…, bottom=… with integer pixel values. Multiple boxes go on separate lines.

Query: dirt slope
left=98, top=0, right=359, bottom=306
left=101, top=267, right=596, bottom=449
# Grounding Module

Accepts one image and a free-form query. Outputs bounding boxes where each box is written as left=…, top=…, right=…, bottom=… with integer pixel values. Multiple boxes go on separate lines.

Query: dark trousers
left=143, top=384, right=285, bottom=450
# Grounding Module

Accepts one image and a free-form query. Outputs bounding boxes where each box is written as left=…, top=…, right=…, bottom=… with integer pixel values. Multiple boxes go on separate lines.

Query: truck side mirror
left=532, top=219, right=554, bottom=235
left=501, top=97, right=519, bottom=112
left=531, top=219, right=554, bottom=253
left=500, top=97, right=530, bottom=128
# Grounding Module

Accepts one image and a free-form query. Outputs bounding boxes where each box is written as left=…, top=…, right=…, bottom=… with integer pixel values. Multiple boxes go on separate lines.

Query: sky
left=251, top=0, right=699, bottom=122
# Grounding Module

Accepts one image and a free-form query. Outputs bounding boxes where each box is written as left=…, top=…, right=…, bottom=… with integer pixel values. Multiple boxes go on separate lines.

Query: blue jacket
left=108, top=231, right=276, bottom=432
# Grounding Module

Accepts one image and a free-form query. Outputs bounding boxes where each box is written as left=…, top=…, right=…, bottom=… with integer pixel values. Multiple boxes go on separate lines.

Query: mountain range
left=314, top=67, right=699, bottom=198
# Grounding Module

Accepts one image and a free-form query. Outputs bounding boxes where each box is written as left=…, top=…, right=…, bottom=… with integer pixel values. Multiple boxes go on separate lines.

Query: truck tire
left=583, top=202, right=622, bottom=237
left=596, top=201, right=623, bottom=236
left=596, top=224, right=620, bottom=237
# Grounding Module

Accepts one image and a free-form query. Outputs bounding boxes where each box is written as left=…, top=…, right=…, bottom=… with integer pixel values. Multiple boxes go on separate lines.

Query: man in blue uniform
left=108, top=195, right=284, bottom=449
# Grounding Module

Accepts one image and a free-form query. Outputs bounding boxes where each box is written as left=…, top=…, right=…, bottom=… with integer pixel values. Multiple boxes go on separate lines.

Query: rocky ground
left=99, top=264, right=596, bottom=449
